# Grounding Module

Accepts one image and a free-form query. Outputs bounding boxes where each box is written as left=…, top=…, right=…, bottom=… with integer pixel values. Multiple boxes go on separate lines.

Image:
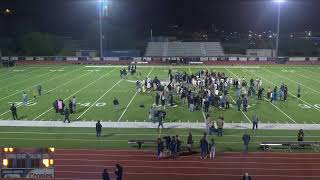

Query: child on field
left=209, top=139, right=216, bottom=159
left=33, top=89, right=37, bottom=99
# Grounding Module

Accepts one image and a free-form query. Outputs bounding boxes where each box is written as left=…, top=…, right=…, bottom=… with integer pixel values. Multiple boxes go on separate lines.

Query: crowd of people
left=52, top=96, right=76, bottom=123
left=102, top=164, right=123, bottom=180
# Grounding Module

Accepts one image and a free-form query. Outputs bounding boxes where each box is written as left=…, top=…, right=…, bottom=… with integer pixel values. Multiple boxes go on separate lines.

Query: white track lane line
left=248, top=69, right=320, bottom=113
left=34, top=68, right=117, bottom=120
left=0, top=67, right=84, bottom=101
left=262, top=67, right=320, bottom=95
left=118, top=68, right=154, bottom=122
left=76, top=79, right=122, bottom=120
left=224, top=68, right=252, bottom=123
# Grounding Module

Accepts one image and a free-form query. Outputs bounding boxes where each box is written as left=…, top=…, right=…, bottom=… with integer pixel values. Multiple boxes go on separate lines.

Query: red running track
left=46, top=149, right=320, bottom=180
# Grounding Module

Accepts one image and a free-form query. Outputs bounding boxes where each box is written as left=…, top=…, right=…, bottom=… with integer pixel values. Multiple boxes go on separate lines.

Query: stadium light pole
left=273, top=0, right=285, bottom=60
left=99, top=0, right=104, bottom=60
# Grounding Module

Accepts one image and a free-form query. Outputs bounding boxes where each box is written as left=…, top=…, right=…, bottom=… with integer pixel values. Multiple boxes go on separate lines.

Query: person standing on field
left=209, top=138, right=216, bottom=159
left=64, top=107, right=70, bottom=123
left=37, top=85, right=42, bottom=96
left=237, top=97, right=242, bottom=111
left=96, top=120, right=102, bottom=138
left=10, top=103, right=18, bottom=120
left=252, top=113, right=259, bottom=130
left=33, top=89, right=37, bottom=99
left=68, top=100, right=73, bottom=114
left=217, top=116, right=224, bottom=136
left=72, top=96, right=76, bottom=113
left=22, top=91, right=28, bottom=106
left=242, top=132, right=251, bottom=152
left=113, top=97, right=119, bottom=111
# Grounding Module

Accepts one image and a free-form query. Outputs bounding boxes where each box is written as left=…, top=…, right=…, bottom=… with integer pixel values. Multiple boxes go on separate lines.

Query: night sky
left=1, top=0, right=320, bottom=37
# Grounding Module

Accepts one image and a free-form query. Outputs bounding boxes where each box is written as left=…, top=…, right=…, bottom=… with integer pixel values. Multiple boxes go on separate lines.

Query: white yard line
left=238, top=68, right=297, bottom=124
left=290, top=70, right=320, bottom=84
left=0, top=68, right=55, bottom=90
left=34, top=68, right=117, bottom=120
left=188, top=66, right=192, bottom=74
left=118, top=68, right=154, bottom=122
left=296, top=67, right=320, bottom=77
left=0, top=67, right=84, bottom=101
left=224, top=68, right=252, bottom=123
left=262, top=97, right=296, bottom=123
left=77, top=79, right=122, bottom=120
left=248, top=69, right=320, bottom=112
left=262, top=67, right=320, bottom=95
left=0, top=67, right=34, bottom=81
left=0, top=71, right=92, bottom=117
left=117, top=92, right=138, bottom=122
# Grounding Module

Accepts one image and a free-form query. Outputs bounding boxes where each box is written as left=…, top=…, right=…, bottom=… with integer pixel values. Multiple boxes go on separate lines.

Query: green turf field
left=0, top=64, right=319, bottom=124
left=0, top=126, right=320, bottom=152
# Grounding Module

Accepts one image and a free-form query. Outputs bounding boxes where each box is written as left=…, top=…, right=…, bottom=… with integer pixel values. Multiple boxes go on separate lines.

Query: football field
left=0, top=64, right=319, bottom=124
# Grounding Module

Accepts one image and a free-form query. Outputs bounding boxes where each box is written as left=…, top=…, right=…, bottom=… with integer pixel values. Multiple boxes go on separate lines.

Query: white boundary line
left=77, top=79, right=123, bottom=120
left=31, top=71, right=95, bottom=120
left=118, top=68, right=154, bottom=122
left=289, top=69, right=320, bottom=84
left=224, top=68, right=252, bottom=123
left=0, top=67, right=34, bottom=81
left=262, top=67, right=320, bottom=94
left=35, top=68, right=118, bottom=120
left=1, top=131, right=319, bottom=138
left=85, top=65, right=261, bottom=69
left=248, top=69, right=320, bottom=113
left=0, top=70, right=91, bottom=117
left=232, top=67, right=297, bottom=124
left=295, top=67, right=320, bottom=77
left=0, top=68, right=55, bottom=90
left=0, top=67, right=84, bottom=101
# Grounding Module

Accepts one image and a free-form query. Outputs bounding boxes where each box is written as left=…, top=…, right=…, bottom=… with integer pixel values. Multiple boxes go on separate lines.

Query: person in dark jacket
left=113, top=97, right=119, bottom=111
left=170, top=136, right=177, bottom=159
left=157, top=111, right=164, bottom=129
left=96, top=120, right=102, bottom=137
left=156, top=138, right=164, bottom=159
left=237, top=97, right=242, bottom=111
left=298, top=129, right=304, bottom=141
left=242, top=173, right=252, bottom=180
left=187, top=132, right=193, bottom=153
left=68, top=100, right=73, bottom=114
left=102, top=168, right=110, bottom=180
left=53, top=100, right=58, bottom=113
left=200, top=139, right=208, bottom=159
left=37, top=85, right=42, bottom=96
left=176, top=135, right=181, bottom=155
left=242, top=132, right=251, bottom=152
left=155, top=93, right=160, bottom=106
left=114, top=164, right=123, bottom=180
left=64, top=108, right=70, bottom=123
left=10, top=103, right=18, bottom=120
left=242, top=97, right=248, bottom=112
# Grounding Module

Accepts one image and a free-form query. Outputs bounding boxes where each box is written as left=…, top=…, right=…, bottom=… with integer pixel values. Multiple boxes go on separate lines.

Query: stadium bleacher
left=145, top=42, right=225, bottom=57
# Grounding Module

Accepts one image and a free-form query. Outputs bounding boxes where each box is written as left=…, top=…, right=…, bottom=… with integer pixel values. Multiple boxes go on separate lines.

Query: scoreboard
left=0, top=148, right=54, bottom=178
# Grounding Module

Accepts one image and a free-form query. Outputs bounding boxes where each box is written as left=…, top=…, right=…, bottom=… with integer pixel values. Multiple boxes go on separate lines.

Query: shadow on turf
left=18, top=115, right=27, bottom=120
